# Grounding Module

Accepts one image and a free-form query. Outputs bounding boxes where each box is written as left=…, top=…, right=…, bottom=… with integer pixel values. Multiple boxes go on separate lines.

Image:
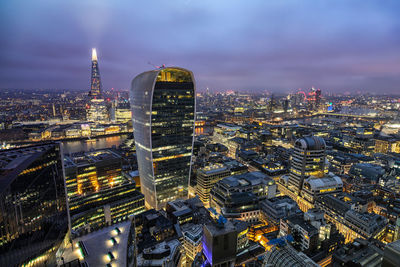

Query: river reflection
left=62, top=127, right=212, bottom=154
left=61, top=134, right=128, bottom=154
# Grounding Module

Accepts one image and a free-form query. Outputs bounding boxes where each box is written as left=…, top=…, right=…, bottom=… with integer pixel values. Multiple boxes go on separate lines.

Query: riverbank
left=7, top=131, right=132, bottom=145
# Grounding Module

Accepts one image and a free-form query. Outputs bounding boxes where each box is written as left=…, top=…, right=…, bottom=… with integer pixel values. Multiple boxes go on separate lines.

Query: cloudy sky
left=1, top=0, right=399, bottom=93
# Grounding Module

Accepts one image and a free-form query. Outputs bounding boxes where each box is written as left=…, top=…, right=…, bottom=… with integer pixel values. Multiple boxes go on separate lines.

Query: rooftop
left=0, top=143, right=58, bottom=193
left=64, top=149, right=120, bottom=167
left=220, top=171, right=273, bottom=188
left=59, top=221, right=131, bottom=267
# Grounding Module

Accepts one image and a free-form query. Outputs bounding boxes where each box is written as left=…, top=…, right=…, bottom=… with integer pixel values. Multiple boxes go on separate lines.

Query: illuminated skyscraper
left=130, top=67, right=195, bottom=209
left=288, top=136, right=328, bottom=192
left=86, top=48, right=108, bottom=121
left=89, top=48, right=102, bottom=99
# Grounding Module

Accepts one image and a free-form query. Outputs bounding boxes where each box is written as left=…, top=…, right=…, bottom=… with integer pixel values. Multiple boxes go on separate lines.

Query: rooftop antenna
left=148, top=62, right=166, bottom=69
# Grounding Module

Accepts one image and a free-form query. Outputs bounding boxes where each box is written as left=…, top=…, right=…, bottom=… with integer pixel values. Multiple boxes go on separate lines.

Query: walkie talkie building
left=130, top=67, right=195, bottom=209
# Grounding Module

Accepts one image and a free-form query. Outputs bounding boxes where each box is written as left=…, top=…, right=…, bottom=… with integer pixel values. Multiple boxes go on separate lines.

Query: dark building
left=263, top=240, right=320, bottom=267
left=332, top=238, right=383, bottom=267
left=0, top=143, right=68, bottom=266
left=383, top=239, right=400, bottom=267
left=280, top=214, right=319, bottom=254
left=203, top=220, right=237, bottom=266
left=130, top=67, right=196, bottom=209
left=261, top=196, right=302, bottom=225
left=349, top=163, right=385, bottom=184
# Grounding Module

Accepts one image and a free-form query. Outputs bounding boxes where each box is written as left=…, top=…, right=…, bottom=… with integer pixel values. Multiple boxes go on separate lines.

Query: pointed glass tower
left=87, top=48, right=108, bottom=122
left=89, top=48, right=102, bottom=99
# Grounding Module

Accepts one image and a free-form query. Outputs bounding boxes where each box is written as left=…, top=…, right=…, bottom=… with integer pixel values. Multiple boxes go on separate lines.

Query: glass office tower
left=130, top=67, right=195, bottom=209
left=0, top=143, right=68, bottom=266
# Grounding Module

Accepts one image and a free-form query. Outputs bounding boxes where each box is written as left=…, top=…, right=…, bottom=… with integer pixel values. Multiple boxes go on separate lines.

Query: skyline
left=1, top=0, right=400, bottom=93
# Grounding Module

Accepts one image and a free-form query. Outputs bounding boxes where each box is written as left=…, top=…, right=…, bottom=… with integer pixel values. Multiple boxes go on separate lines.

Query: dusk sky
left=1, top=0, right=400, bottom=93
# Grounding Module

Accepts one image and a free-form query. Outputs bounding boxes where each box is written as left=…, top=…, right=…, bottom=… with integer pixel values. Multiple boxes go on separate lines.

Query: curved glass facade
left=0, top=143, right=68, bottom=266
left=130, top=67, right=195, bottom=209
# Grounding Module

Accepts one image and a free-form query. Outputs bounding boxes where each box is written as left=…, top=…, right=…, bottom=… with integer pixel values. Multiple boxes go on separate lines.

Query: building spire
left=89, top=48, right=102, bottom=98
left=92, top=48, right=98, bottom=61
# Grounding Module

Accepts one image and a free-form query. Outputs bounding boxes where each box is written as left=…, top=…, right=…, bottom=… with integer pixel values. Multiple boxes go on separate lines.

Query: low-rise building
left=210, top=172, right=276, bottom=223
left=332, top=238, right=383, bottom=267
left=137, top=239, right=183, bottom=267
left=260, top=196, right=302, bottom=226
left=196, top=164, right=231, bottom=207
left=316, top=193, right=388, bottom=242
left=263, top=240, right=320, bottom=267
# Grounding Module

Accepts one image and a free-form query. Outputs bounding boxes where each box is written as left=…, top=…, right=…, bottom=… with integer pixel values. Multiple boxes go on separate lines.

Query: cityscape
left=1, top=1, right=400, bottom=267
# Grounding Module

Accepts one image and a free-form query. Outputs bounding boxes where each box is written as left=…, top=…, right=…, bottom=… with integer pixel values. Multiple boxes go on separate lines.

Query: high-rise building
left=0, top=143, right=68, bottom=266
left=279, top=136, right=342, bottom=211
left=64, top=149, right=145, bottom=236
left=315, top=88, right=322, bottom=109
left=86, top=48, right=108, bottom=122
left=288, top=136, right=327, bottom=193
left=89, top=48, right=102, bottom=99
left=130, top=67, right=196, bottom=209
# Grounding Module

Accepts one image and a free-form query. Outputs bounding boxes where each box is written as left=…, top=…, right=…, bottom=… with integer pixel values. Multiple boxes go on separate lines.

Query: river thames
left=61, top=134, right=129, bottom=154
left=61, top=126, right=213, bottom=154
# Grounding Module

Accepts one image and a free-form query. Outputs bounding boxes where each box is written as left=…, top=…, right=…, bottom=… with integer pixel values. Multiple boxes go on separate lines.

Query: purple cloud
left=0, top=0, right=399, bottom=93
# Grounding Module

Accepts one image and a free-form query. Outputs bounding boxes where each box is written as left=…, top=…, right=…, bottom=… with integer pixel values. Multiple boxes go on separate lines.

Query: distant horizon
left=2, top=87, right=400, bottom=97
left=1, top=1, right=400, bottom=93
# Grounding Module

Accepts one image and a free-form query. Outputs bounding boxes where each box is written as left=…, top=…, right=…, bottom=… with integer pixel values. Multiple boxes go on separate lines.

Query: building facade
left=181, top=224, right=203, bottom=266
left=203, top=220, right=237, bottom=266
left=64, top=149, right=144, bottom=235
left=288, top=136, right=327, bottom=192
left=86, top=98, right=109, bottom=122
left=115, top=100, right=132, bottom=123
left=278, top=136, right=343, bottom=212
left=263, top=241, right=320, bottom=267
left=210, top=171, right=276, bottom=223
left=316, top=194, right=388, bottom=243
left=196, top=164, right=231, bottom=207
left=261, top=196, right=302, bottom=226
left=130, top=67, right=196, bottom=209
left=0, top=143, right=68, bottom=266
